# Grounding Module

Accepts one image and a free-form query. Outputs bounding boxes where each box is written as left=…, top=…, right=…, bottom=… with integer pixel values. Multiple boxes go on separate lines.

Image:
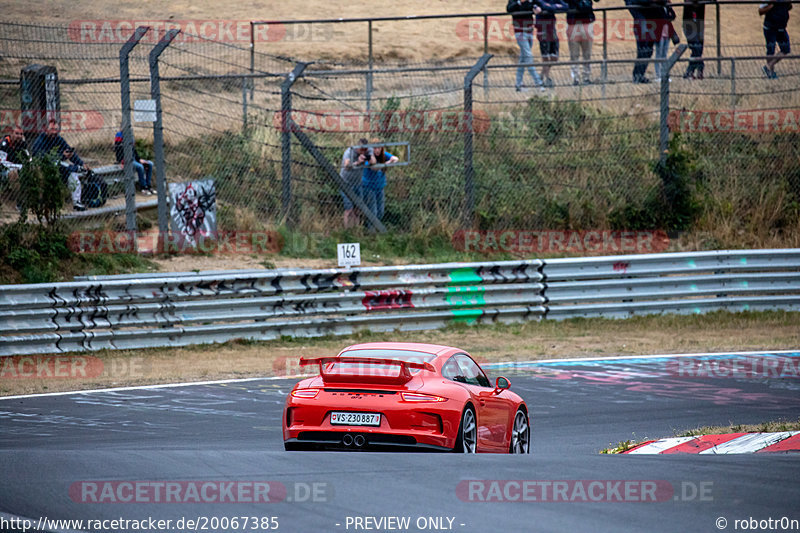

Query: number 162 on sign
left=337, top=243, right=361, bottom=267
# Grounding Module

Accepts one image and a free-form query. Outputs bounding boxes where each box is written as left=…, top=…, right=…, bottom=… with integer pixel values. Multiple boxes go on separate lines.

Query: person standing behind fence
left=626, top=0, right=666, bottom=83
left=507, top=0, right=545, bottom=91
left=566, top=0, right=596, bottom=85
left=362, top=139, right=398, bottom=227
left=760, top=0, right=792, bottom=79
left=682, top=0, right=709, bottom=79
left=653, top=1, right=679, bottom=80
left=536, top=0, right=570, bottom=87
left=340, top=138, right=369, bottom=228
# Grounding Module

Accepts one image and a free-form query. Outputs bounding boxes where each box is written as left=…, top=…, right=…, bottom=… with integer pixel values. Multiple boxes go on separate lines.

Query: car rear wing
left=299, top=356, right=435, bottom=384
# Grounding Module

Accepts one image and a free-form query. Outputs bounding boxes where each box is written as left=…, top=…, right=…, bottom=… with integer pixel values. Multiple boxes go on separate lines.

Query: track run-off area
left=1, top=350, right=798, bottom=532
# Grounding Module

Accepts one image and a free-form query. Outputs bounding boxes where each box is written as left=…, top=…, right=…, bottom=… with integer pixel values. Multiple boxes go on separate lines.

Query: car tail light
left=291, top=388, right=320, bottom=399
left=400, top=392, right=446, bottom=402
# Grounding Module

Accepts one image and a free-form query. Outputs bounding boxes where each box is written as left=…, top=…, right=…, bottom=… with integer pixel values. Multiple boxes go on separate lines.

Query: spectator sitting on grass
left=759, top=0, right=792, bottom=78
left=31, top=119, right=89, bottom=211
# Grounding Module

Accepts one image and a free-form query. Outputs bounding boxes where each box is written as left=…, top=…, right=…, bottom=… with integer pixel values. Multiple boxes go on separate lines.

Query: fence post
left=242, top=76, right=248, bottom=133
left=367, top=20, right=373, bottom=114
left=119, top=26, right=149, bottom=237
left=483, top=15, right=489, bottom=94
left=660, top=44, right=687, bottom=163
left=149, top=29, right=180, bottom=242
left=463, top=54, right=493, bottom=229
left=249, top=21, right=255, bottom=101
left=730, top=58, right=736, bottom=109
left=716, top=2, right=721, bottom=77
left=281, top=62, right=311, bottom=227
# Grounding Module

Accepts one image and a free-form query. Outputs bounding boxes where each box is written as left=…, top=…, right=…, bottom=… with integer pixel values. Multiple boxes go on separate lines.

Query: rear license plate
left=330, top=412, right=381, bottom=426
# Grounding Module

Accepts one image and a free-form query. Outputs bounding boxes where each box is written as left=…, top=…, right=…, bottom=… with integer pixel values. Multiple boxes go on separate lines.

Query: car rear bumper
left=284, top=430, right=452, bottom=451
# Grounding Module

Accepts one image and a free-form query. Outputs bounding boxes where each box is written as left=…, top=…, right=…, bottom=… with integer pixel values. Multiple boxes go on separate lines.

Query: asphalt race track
left=1, top=351, right=799, bottom=533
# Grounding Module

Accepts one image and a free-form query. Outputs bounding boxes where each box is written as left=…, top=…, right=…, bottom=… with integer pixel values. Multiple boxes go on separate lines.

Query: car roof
left=339, top=342, right=461, bottom=357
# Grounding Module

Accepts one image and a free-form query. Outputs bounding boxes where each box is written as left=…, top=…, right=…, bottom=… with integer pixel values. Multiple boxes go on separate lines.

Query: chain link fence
left=1, top=17, right=799, bottom=254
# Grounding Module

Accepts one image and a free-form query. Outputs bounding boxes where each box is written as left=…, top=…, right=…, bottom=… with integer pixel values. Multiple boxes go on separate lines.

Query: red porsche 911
left=283, top=342, right=530, bottom=453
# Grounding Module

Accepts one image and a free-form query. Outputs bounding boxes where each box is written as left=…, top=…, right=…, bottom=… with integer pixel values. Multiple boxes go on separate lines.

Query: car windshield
left=331, top=349, right=436, bottom=375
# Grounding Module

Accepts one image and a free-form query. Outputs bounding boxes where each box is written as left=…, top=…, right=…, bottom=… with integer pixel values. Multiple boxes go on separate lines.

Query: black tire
left=509, top=407, right=531, bottom=454
left=453, top=405, right=477, bottom=453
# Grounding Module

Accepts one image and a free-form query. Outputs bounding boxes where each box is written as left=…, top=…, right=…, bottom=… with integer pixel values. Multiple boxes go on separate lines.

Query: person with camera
left=361, top=139, right=398, bottom=227
left=31, top=119, right=90, bottom=211
left=340, top=138, right=370, bottom=228
left=566, top=0, right=597, bottom=85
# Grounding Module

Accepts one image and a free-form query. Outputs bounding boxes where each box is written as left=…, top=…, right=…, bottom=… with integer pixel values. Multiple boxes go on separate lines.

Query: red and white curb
left=624, top=431, right=800, bottom=454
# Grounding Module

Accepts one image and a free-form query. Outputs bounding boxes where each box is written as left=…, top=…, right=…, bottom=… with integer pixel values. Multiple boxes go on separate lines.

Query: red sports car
left=282, top=342, right=530, bottom=453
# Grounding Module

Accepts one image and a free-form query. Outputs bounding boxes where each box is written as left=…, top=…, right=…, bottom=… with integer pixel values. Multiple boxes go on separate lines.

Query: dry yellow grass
left=6, top=0, right=796, bottom=63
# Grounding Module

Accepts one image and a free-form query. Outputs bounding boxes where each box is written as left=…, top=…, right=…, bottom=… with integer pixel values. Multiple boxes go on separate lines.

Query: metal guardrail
left=1, top=250, right=799, bottom=356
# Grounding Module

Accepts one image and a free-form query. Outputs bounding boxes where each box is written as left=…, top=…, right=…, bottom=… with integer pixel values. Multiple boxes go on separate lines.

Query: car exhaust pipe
left=354, top=434, right=366, bottom=448
left=342, top=434, right=354, bottom=447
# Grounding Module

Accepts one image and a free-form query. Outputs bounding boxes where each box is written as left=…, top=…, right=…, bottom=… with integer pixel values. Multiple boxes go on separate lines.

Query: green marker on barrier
left=450, top=308, right=482, bottom=324
left=448, top=268, right=482, bottom=285
left=445, top=286, right=486, bottom=307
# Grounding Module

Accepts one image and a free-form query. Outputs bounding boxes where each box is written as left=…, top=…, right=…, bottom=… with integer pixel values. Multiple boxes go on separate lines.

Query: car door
left=454, top=354, right=510, bottom=452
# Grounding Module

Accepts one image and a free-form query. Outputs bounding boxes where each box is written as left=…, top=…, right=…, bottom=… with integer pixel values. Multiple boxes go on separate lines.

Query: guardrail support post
left=281, top=62, right=311, bottom=227
left=119, top=26, right=149, bottom=237
left=149, top=29, right=180, bottom=242
left=659, top=44, right=687, bottom=164
left=463, top=54, right=493, bottom=229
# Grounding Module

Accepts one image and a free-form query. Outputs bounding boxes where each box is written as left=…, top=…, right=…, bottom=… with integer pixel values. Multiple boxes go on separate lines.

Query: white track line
left=1, top=349, right=797, bottom=401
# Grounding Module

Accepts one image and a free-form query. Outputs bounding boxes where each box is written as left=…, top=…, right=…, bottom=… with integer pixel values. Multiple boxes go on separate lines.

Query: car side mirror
left=495, top=376, right=511, bottom=393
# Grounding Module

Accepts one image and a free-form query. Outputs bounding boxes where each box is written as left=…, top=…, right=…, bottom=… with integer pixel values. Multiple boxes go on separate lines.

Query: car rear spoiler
left=299, top=356, right=435, bottom=384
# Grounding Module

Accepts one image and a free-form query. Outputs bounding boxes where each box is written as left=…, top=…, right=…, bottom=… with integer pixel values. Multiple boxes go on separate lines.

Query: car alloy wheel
left=460, top=407, right=477, bottom=453
left=510, top=409, right=530, bottom=454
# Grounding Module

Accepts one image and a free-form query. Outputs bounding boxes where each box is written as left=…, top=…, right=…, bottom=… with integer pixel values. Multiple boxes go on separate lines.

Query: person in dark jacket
left=31, top=119, right=88, bottom=210
left=507, top=0, right=545, bottom=90
left=536, top=0, right=570, bottom=87
left=760, top=0, right=792, bottom=78
left=682, top=0, right=710, bottom=78
left=0, top=126, right=31, bottom=165
left=626, top=0, right=669, bottom=83
left=566, top=0, right=596, bottom=84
